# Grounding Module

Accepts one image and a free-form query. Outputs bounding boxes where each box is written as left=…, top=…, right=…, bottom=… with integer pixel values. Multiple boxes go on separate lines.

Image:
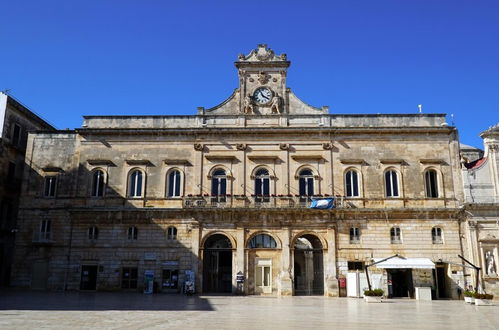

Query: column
left=234, top=228, right=245, bottom=294
left=325, top=226, right=339, bottom=297
left=278, top=227, right=293, bottom=296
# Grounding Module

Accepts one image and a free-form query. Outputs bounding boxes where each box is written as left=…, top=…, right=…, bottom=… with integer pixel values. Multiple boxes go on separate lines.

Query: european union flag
left=309, top=198, right=335, bottom=209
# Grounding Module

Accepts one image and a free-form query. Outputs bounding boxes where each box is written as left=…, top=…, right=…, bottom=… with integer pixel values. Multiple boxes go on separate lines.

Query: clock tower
left=235, top=44, right=290, bottom=115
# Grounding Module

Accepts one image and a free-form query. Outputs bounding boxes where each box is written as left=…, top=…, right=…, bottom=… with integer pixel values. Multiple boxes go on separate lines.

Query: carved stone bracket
left=236, top=144, right=247, bottom=151
left=322, top=143, right=334, bottom=150
left=194, top=144, right=205, bottom=151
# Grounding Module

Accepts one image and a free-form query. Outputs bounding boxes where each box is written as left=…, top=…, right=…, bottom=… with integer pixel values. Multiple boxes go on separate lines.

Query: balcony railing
left=183, top=195, right=343, bottom=209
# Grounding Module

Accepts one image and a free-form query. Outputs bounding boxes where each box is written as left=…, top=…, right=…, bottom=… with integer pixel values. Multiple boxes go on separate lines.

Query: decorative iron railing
left=183, top=195, right=342, bottom=209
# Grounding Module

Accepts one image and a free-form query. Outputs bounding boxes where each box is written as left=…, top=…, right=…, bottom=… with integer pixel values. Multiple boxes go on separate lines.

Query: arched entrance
left=293, top=234, right=324, bottom=295
left=202, top=234, right=233, bottom=293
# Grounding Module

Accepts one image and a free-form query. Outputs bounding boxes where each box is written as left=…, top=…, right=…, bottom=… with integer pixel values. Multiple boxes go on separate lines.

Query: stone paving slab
left=0, top=290, right=498, bottom=329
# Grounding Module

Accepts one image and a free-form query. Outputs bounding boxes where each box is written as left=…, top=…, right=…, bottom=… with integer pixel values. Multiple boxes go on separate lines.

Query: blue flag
left=309, top=198, right=335, bottom=209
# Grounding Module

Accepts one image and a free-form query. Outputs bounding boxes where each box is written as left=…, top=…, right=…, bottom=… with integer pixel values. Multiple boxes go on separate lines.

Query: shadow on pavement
left=0, top=289, right=215, bottom=311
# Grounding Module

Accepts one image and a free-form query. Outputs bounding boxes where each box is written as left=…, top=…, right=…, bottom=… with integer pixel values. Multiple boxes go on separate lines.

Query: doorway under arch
left=293, top=234, right=324, bottom=295
left=202, top=234, right=233, bottom=293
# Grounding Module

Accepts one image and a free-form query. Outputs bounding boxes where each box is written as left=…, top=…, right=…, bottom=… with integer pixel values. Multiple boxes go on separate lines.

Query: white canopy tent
left=372, top=257, right=435, bottom=269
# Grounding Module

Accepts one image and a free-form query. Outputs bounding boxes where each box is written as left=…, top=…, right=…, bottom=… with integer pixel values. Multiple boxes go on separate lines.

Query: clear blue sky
left=1, top=0, right=498, bottom=148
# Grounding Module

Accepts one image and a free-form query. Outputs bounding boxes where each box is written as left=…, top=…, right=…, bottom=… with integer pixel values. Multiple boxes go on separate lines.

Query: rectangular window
left=44, top=176, right=57, bottom=197
left=349, top=227, right=360, bottom=244
left=40, top=219, right=51, bottom=240
left=121, top=267, right=138, bottom=289
left=127, top=227, right=138, bottom=240
left=348, top=261, right=365, bottom=271
left=11, top=123, right=21, bottom=146
left=432, top=228, right=443, bottom=244
left=390, top=227, right=401, bottom=244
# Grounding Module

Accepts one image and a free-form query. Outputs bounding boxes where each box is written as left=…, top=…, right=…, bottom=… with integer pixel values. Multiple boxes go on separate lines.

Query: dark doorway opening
left=80, top=265, right=98, bottom=290
left=387, top=269, right=414, bottom=298
left=203, top=234, right=233, bottom=293
left=293, top=234, right=324, bottom=295
left=434, top=265, right=447, bottom=299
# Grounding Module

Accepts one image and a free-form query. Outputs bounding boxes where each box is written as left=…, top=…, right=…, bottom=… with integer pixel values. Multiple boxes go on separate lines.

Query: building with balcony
left=11, top=45, right=467, bottom=298
left=0, top=92, right=55, bottom=285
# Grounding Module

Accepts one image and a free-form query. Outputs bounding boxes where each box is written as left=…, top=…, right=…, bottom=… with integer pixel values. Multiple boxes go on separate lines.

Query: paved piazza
left=0, top=290, right=498, bottom=330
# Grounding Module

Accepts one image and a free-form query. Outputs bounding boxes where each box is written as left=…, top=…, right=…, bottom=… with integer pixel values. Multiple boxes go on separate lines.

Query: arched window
left=248, top=234, right=277, bottom=248
left=167, top=170, right=182, bottom=197
left=432, top=227, right=443, bottom=244
left=88, top=226, right=99, bottom=240
left=385, top=170, right=399, bottom=197
left=298, top=169, right=314, bottom=202
left=425, top=169, right=439, bottom=198
left=211, top=169, right=227, bottom=202
left=91, top=170, right=105, bottom=197
left=390, top=227, right=401, bottom=244
left=128, top=226, right=138, bottom=240
left=350, top=227, right=360, bottom=244
left=128, top=170, right=143, bottom=198
left=255, top=168, right=270, bottom=203
left=167, top=226, right=177, bottom=240
left=345, top=170, right=359, bottom=197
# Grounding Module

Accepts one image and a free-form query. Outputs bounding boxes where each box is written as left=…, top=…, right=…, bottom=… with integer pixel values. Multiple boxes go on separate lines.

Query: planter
left=464, top=296, right=475, bottom=304
left=475, top=298, right=493, bottom=306
left=364, top=296, right=383, bottom=303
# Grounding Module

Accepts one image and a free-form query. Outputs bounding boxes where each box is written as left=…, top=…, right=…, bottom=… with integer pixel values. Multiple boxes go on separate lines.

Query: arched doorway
left=293, top=234, right=324, bottom=295
left=202, top=234, right=233, bottom=293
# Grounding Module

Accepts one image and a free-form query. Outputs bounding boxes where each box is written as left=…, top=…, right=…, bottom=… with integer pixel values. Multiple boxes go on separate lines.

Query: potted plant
left=473, top=293, right=494, bottom=306
left=364, top=289, right=384, bottom=303
left=463, top=290, right=475, bottom=304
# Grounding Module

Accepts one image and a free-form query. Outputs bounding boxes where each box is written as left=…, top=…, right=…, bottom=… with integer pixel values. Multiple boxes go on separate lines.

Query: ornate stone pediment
left=238, top=44, right=287, bottom=63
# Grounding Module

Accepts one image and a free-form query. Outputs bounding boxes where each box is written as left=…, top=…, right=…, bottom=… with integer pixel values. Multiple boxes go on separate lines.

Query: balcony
left=183, top=195, right=343, bottom=209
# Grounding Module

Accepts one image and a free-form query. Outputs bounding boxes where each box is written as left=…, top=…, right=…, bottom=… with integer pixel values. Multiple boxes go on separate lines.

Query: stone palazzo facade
left=11, top=45, right=468, bottom=298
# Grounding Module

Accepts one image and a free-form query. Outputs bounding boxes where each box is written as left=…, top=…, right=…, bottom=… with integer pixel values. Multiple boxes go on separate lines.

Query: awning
left=373, top=257, right=435, bottom=269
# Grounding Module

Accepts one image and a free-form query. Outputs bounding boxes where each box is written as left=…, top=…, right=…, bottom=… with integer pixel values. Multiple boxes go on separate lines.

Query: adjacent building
left=11, top=45, right=468, bottom=298
left=461, top=124, right=499, bottom=298
left=0, top=92, right=55, bottom=285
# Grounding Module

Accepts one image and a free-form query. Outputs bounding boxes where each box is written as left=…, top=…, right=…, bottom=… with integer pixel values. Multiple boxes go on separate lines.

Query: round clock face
left=253, top=87, right=273, bottom=104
